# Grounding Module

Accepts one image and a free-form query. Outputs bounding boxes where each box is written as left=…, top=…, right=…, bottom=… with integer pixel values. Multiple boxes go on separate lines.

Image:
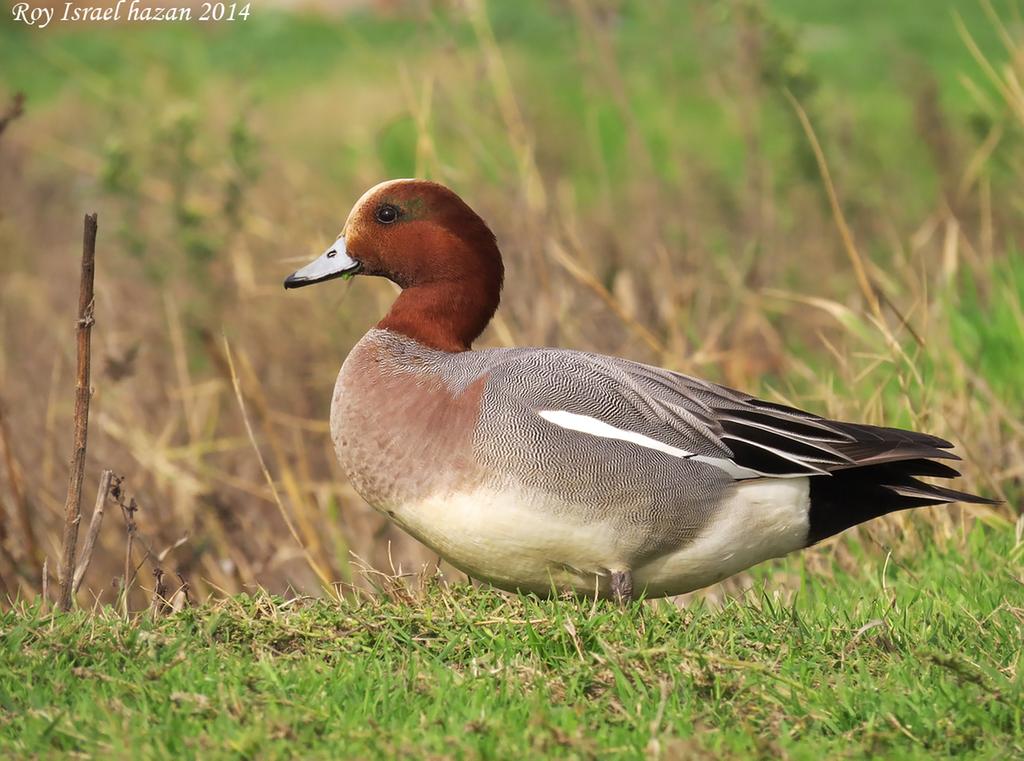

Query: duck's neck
left=377, top=277, right=501, bottom=353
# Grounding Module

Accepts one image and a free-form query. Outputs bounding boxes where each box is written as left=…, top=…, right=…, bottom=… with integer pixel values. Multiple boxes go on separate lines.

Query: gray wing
left=472, top=346, right=960, bottom=480
left=623, top=358, right=963, bottom=476
left=469, top=348, right=737, bottom=557
left=459, top=346, right=988, bottom=559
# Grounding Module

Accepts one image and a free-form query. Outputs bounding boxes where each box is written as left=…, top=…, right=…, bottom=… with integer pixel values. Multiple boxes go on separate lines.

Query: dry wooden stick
left=41, top=557, right=48, bottom=611
left=150, top=567, right=169, bottom=617
left=57, top=213, right=98, bottom=612
left=121, top=496, right=137, bottom=618
left=72, top=469, right=118, bottom=595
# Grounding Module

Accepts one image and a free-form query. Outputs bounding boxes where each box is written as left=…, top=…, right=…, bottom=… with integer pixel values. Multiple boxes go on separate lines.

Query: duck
left=284, top=178, right=993, bottom=602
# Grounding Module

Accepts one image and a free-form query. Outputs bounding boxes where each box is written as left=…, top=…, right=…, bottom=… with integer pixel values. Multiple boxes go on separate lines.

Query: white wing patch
left=538, top=410, right=694, bottom=457
left=537, top=409, right=761, bottom=480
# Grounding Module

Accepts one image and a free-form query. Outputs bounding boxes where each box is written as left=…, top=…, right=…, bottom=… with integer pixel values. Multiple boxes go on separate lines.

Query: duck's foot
left=610, top=570, right=633, bottom=605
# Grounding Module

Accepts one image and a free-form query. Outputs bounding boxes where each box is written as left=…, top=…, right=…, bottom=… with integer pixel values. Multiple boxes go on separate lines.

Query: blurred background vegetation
left=0, top=0, right=1020, bottom=607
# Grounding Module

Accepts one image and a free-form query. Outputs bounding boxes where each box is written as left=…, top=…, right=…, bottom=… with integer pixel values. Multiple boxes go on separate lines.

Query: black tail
left=806, top=456, right=998, bottom=545
left=697, top=386, right=998, bottom=539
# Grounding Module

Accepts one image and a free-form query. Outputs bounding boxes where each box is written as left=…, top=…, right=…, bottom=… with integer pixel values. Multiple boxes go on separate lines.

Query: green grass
left=2, top=526, right=1020, bottom=759
left=949, top=253, right=1024, bottom=407
left=0, top=0, right=1007, bottom=204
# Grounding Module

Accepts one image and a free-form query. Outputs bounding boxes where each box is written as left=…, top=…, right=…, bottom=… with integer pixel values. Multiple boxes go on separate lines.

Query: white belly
left=387, top=478, right=811, bottom=598
left=634, top=478, right=810, bottom=596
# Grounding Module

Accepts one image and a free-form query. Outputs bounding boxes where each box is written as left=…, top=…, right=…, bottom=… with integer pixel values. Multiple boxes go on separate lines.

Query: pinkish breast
left=329, top=333, right=487, bottom=512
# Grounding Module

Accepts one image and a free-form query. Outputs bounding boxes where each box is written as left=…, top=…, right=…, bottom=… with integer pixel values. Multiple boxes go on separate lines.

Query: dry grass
left=0, top=1, right=1020, bottom=608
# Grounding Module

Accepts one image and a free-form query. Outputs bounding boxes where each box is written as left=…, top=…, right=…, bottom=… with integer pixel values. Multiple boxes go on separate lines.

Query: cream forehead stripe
left=343, top=178, right=419, bottom=231
left=537, top=410, right=762, bottom=480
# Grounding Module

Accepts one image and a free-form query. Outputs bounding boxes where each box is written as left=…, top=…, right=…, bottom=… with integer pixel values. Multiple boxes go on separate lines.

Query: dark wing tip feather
left=706, top=387, right=996, bottom=540
left=884, top=479, right=1000, bottom=506
left=831, top=421, right=955, bottom=450
left=620, top=362, right=985, bottom=508
left=831, top=442, right=962, bottom=467
left=884, top=458, right=963, bottom=479
left=710, top=397, right=966, bottom=478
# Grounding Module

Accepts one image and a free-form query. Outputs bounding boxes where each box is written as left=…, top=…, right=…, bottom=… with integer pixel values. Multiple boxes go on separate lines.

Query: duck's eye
left=375, top=204, right=399, bottom=224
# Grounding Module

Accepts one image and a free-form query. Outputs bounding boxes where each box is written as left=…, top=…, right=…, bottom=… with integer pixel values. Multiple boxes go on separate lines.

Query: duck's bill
left=283, top=237, right=361, bottom=289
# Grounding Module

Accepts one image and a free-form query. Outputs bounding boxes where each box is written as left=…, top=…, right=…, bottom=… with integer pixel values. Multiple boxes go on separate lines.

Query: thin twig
left=150, top=567, right=169, bottom=617
left=57, top=213, right=98, bottom=612
left=121, top=496, right=137, bottom=618
left=41, top=558, right=48, bottom=611
left=73, top=469, right=118, bottom=594
left=107, top=484, right=186, bottom=594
